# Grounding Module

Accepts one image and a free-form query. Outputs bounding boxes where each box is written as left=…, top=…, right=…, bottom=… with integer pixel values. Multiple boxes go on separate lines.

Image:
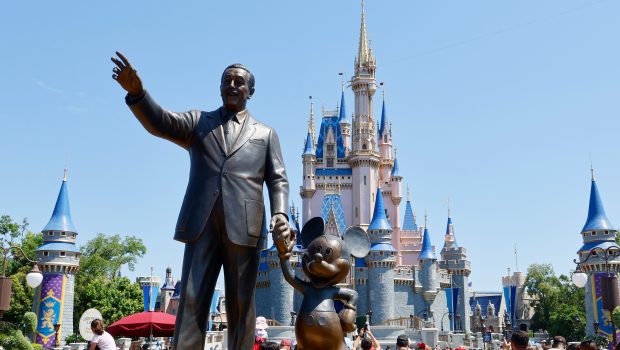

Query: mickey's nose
left=313, top=253, right=323, bottom=262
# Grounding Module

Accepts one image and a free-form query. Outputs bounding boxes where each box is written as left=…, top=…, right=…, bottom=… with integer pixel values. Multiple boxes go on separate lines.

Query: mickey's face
left=302, top=235, right=351, bottom=288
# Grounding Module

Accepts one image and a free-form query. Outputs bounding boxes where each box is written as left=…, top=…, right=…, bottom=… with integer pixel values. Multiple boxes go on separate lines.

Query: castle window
left=326, top=144, right=334, bottom=152
left=61, top=232, right=66, bottom=236
left=363, top=143, right=367, bottom=150
left=327, top=158, right=334, bottom=167
left=43, top=251, right=49, bottom=257
left=355, top=207, right=359, bottom=218
left=47, top=232, right=54, bottom=236
left=364, top=176, right=367, bottom=185
left=60, top=251, right=66, bottom=257
left=383, top=134, right=387, bottom=143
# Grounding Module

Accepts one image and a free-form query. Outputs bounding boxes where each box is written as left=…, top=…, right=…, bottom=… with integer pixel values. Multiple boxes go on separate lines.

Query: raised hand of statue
left=270, top=214, right=294, bottom=258
left=111, top=51, right=144, bottom=97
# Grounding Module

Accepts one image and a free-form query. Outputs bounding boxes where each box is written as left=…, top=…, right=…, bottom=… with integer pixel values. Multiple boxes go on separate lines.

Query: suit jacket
left=127, top=91, right=289, bottom=247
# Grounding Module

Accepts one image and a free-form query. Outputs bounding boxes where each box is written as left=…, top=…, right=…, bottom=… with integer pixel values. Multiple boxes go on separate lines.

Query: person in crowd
left=89, top=319, right=117, bottom=350
left=551, top=336, right=566, bottom=350
left=579, top=340, right=597, bottom=350
left=565, top=344, right=577, bottom=350
left=280, top=338, right=292, bottom=350
left=510, top=330, right=529, bottom=350
left=353, top=326, right=382, bottom=350
left=260, top=342, right=280, bottom=350
left=254, top=317, right=269, bottom=350
left=396, top=334, right=409, bottom=350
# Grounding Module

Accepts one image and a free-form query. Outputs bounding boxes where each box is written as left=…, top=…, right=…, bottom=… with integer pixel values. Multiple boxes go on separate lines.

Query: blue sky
left=1, top=0, right=619, bottom=292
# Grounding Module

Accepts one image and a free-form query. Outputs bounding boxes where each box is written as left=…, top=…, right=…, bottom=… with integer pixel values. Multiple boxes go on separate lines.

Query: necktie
left=222, top=115, right=235, bottom=153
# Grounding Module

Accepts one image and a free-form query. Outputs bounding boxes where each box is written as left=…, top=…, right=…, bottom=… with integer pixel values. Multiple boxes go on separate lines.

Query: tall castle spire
left=581, top=171, right=614, bottom=233
left=308, top=96, right=316, bottom=147
left=357, top=0, right=371, bottom=66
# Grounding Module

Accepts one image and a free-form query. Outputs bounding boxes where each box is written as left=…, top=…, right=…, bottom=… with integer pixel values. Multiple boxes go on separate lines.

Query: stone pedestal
left=450, top=333, right=465, bottom=347
left=421, top=328, right=439, bottom=348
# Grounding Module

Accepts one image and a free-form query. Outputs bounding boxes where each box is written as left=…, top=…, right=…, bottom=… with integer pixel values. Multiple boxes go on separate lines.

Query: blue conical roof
left=338, top=90, right=347, bottom=122
left=302, top=132, right=315, bottom=156
left=391, top=158, right=400, bottom=177
left=379, top=99, right=388, bottom=137
left=402, top=201, right=417, bottom=231
left=444, top=216, right=458, bottom=248
left=419, top=227, right=435, bottom=260
left=581, top=179, right=615, bottom=233
left=368, top=187, right=392, bottom=231
left=42, top=177, right=77, bottom=233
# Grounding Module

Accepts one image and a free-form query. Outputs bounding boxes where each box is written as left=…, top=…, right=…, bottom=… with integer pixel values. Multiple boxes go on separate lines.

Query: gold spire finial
left=339, top=72, right=345, bottom=91
left=308, top=96, right=316, bottom=147
left=590, top=154, right=595, bottom=181
left=63, top=167, right=68, bottom=182
left=447, top=199, right=451, bottom=218
left=357, top=0, right=370, bottom=65
left=424, top=210, right=428, bottom=228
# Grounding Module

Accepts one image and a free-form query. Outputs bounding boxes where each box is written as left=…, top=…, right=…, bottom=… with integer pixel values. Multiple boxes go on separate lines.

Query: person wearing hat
left=396, top=334, right=409, bottom=350
left=254, top=317, right=269, bottom=350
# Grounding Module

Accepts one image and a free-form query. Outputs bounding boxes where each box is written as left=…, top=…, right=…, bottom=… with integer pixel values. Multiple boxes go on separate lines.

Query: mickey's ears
left=301, top=217, right=325, bottom=248
left=343, top=226, right=370, bottom=258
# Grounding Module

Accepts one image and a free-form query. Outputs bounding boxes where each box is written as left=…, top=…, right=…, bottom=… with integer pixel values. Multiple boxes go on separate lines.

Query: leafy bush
left=32, top=343, right=42, bottom=350
left=584, top=334, right=609, bottom=348
left=65, top=333, right=86, bottom=343
left=22, top=312, right=36, bottom=341
left=0, top=329, right=33, bottom=350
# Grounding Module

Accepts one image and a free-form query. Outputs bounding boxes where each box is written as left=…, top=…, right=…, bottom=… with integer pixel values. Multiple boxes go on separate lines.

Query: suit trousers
left=173, top=195, right=260, bottom=350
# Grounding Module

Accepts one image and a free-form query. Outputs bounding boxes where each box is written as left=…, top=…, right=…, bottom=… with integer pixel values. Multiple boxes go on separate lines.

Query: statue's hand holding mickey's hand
left=111, top=51, right=144, bottom=97
left=270, top=214, right=295, bottom=258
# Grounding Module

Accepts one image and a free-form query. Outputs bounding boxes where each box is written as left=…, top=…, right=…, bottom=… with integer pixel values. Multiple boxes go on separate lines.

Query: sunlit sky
left=2, top=0, right=619, bottom=292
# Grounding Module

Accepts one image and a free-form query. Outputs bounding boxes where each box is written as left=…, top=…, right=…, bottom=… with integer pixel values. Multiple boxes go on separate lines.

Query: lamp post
left=440, top=312, right=452, bottom=332
left=0, top=245, right=43, bottom=317
left=572, top=244, right=620, bottom=345
left=53, top=323, right=61, bottom=347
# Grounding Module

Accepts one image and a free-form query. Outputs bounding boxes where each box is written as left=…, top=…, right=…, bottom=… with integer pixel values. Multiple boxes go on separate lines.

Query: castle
left=255, top=2, right=472, bottom=333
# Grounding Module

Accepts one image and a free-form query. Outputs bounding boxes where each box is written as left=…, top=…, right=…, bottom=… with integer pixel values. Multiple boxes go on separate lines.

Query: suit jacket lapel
left=206, top=108, right=226, bottom=155
left=229, top=111, right=257, bottom=156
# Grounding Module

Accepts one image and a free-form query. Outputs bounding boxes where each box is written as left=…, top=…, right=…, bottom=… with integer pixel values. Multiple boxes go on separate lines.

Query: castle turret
left=300, top=109, right=317, bottom=224
left=576, top=170, right=619, bottom=336
left=399, top=185, right=422, bottom=266
left=160, top=267, right=176, bottom=314
left=339, top=89, right=351, bottom=155
left=349, top=0, right=379, bottom=227
left=438, top=211, right=472, bottom=333
left=378, top=97, right=394, bottom=182
left=33, top=171, right=80, bottom=348
left=419, top=220, right=439, bottom=306
left=365, top=187, right=396, bottom=324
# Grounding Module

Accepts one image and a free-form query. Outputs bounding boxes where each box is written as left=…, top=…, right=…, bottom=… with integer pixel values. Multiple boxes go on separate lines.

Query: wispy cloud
left=35, top=80, right=64, bottom=95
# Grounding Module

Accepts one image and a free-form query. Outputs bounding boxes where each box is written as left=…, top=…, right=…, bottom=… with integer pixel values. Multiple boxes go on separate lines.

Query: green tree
left=79, top=233, right=147, bottom=279
left=0, top=216, right=42, bottom=327
left=525, top=264, right=586, bottom=340
left=76, top=276, right=144, bottom=324
left=73, top=233, right=147, bottom=331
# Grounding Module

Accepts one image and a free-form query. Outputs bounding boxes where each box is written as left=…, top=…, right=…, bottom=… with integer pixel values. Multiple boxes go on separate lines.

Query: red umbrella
left=107, top=311, right=176, bottom=337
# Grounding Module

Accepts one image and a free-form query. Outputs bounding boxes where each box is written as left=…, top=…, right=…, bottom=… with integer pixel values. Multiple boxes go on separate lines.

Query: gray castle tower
left=365, top=187, right=396, bottom=325
left=576, top=171, right=619, bottom=336
left=416, top=218, right=450, bottom=330
left=439, top=211, right=472, bottom=333
left=33, top=171, right=80, bottom=349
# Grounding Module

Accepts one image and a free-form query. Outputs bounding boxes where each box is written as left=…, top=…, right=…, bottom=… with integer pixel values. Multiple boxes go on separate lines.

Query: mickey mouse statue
left=273, top=217, right=370, bottom=350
